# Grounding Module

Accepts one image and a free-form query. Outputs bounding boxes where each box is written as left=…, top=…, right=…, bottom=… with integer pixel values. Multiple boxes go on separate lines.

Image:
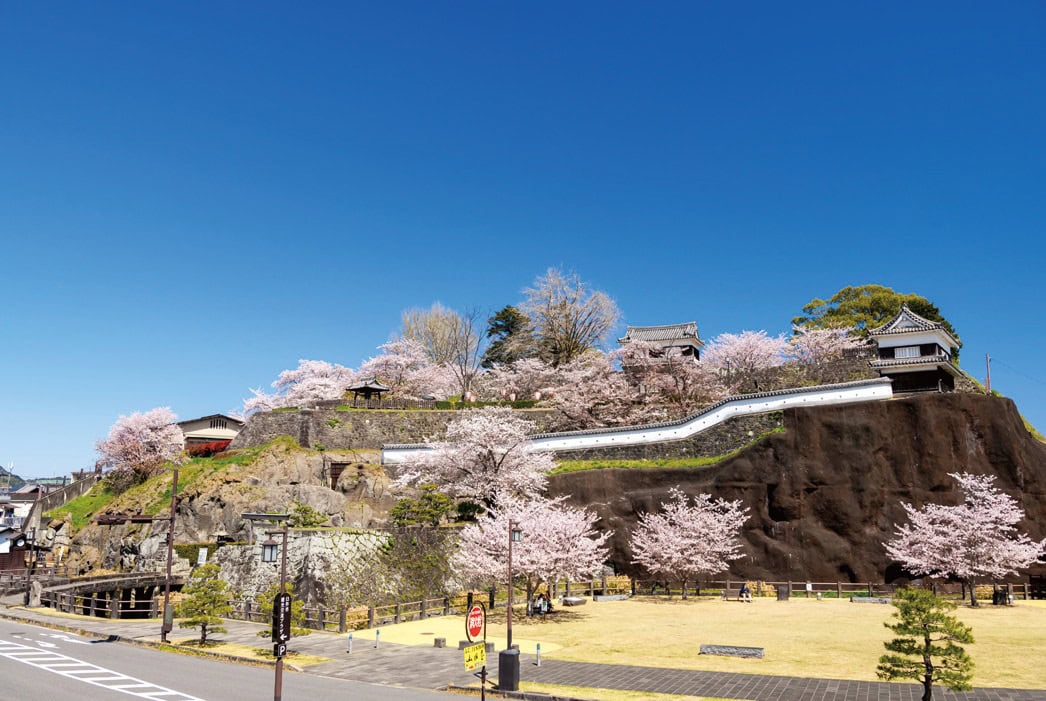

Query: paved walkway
left=0, top=602, right=1041, bottom=701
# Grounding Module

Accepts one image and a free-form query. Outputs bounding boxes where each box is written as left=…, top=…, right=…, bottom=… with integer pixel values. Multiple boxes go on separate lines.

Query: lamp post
left=506, top=520, right=522, bottom=649
left=242, top=513, right=290, bottom=701
left=499, top=520, right=523, bottom=692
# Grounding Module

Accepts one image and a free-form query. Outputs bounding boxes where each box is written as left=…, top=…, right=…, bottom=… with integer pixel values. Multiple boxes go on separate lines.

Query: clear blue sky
left=3, top=2, right=1044, bottom=478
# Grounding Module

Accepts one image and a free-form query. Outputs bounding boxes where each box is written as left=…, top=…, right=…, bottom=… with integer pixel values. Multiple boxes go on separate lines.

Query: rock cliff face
left=547, top=393, right=1046, bottom=583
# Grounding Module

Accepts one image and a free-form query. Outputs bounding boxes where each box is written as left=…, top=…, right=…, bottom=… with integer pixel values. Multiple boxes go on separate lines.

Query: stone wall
left=231, top=408, right=556, bottom=451
left=553, top=413, right=783, bottom=462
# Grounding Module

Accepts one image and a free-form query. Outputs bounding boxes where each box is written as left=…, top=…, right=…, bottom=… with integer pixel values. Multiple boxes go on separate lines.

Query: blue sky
left=2, top=2, right=1044, bottom=478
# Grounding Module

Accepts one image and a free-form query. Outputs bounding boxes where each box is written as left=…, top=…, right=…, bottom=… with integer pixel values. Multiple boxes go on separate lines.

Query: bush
left=186, top=441, right=232, bottom=458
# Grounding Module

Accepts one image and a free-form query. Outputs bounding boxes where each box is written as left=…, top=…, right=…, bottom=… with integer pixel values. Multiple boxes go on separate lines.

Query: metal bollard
left=536, top=643, right=541, bottom=667
left=374, top=629, right=380, bottom=648
left=347, top=633, right=353, bottom=654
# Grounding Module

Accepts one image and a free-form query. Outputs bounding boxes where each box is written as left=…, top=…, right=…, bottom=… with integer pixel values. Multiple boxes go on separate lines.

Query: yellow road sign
left=463, top=642, right=486, bottom=670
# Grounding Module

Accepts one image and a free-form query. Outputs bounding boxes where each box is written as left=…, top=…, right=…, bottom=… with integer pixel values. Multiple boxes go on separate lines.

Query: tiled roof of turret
left=869, top=305, right=959, bottom=347
left=618, top=322, right=702, bottom=345
left=348, top=378, right=391, bottom=392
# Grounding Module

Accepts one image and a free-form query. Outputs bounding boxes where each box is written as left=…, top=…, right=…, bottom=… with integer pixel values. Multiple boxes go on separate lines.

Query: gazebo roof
left=347, top=378, right=391, bottom=393
left=618, top=321, right=703, bottom=345
left=869, top=305, right=959, bottom=348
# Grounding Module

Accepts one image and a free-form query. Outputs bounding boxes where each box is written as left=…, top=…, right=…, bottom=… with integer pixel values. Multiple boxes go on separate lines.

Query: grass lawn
left=369, top=597, right=1046, bottom=690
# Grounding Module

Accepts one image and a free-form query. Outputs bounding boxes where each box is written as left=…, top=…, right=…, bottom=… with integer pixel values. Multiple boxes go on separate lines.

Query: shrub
left=186, top=441, right=232, bottom=458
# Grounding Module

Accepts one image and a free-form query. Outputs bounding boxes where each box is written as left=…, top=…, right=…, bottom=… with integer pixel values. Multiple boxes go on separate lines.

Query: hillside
left=548, top=392, right=1046, bottom=582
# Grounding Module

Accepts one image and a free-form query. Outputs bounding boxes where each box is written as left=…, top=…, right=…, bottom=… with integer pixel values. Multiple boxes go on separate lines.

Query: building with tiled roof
left=618, top=321, right=703, bottom=361
left=869, top=304, right=961, bottom=392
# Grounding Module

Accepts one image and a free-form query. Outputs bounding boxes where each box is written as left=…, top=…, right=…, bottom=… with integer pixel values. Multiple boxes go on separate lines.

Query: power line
left=990, top=357, right=1046, bottom=389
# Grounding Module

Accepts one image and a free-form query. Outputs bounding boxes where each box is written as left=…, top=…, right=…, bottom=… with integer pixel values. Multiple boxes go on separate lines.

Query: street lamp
left=506, top=520, right=522, bottom=650
left=242, top=513, right=290, bottom=701
left=499, top=520, right=523, bottom=692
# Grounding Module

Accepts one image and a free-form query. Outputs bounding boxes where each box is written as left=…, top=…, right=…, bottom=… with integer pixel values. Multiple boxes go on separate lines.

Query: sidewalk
left=1, top=603, right=1042, bottom=701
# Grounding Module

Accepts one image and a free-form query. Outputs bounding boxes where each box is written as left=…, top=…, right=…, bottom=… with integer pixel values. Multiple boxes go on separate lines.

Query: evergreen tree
left=877, top=588, right=974, bottom=701
left=481, top=305, right=535, bottom=368
left=794, top=284, right=960, bottom=354
left=390, top=485, right=456, bottom=526
left=255, top=582, right=310, bottom=638
left=176, top=563, right=232, bottom=645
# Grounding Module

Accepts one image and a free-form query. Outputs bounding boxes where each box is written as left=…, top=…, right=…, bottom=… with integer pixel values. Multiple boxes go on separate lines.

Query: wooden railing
left=41, top=587, right=160, bottom=619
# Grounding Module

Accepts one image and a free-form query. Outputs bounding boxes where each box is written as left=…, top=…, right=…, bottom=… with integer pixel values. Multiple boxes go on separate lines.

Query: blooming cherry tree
left=397, top=407, right=556, bottom=506
left=243, top=359, right=357, bottom=413
left=630, top=487, right=749, bottom=598
left=358, top=339, right=456, bottom=399
left=96, top=407, right=184, bottom=492
left=702, top=330, right=787, bottom=373
left=617, top=340, right=730, bottom=416
left=884, top=472, right=1046, bottom=606
left=452, top=495, right=612, bottom=607
left=786, top=325, right=866, bottom=365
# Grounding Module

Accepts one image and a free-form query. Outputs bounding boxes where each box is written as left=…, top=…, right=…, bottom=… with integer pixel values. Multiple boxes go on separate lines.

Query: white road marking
left=42, top=633, right=92, bottom=645
left=0, top=638, right=205, bottom=700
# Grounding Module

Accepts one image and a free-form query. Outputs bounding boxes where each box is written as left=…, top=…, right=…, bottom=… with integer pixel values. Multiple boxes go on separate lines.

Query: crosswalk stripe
left=0, top=637, right=205, bottom=700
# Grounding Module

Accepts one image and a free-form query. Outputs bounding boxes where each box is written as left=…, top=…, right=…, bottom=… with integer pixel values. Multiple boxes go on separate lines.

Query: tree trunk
left=682, top=579, right=688, bottom=600
left=922, top=633, right=934, bottom=701
left=968, top=579, right=978, bottom=607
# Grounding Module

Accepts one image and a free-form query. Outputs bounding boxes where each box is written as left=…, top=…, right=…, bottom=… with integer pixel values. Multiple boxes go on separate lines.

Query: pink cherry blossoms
left=451, top=494, right=612, bottom=605
left=243, top=359, right=358, bottom=413
left=396, top=407, right=556, bottom=505
left=630, top=487, right=749, bottom=597
left=95, top=407, right=184, bottom=492
left=884, top=472, right=1046, bottom=606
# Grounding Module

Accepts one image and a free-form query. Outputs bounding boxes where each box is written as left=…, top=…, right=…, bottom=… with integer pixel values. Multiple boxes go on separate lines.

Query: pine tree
left=877, top=588, right=974, bottom=701
left=255, top=582, right=310, bottom=638
left=176, top=563, right=232, bottom=645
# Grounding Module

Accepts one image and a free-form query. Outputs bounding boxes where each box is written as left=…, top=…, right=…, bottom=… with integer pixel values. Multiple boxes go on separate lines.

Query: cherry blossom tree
left=243, top=359, right=357, bottom=414
left=397, top=407, right=556, bottom=506
left=630, top=487, right=749, bottom=598
left=358, top=339, right=456, bottom=400
left=617, top=340, right=731, bottom=416
left=480, top=357, right=561, bottom=401
left=451, top=495, right=612, bottom=609
left=96, top=407, right=184, bottom=493
left=786, top=325, right=866, bottom=365
left=702, top=330, right=787, bottom=373
left=884, top=472, right=1046, bottom=606
left=548, top=351, right=663, bottom=430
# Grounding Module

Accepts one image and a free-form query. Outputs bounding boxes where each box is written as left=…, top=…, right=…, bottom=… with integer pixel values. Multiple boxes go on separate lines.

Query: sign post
left=465, top=603, right=488, bottom=701
left=272, top=592, right=292, bottom=647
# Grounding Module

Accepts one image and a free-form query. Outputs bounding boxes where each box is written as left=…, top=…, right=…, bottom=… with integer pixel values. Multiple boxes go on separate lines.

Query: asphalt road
left=0, top=617, right=456, bottom=701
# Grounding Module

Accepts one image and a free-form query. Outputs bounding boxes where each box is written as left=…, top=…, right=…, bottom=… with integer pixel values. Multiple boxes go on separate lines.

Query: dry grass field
left=368, top=596, right=1046, bottom=690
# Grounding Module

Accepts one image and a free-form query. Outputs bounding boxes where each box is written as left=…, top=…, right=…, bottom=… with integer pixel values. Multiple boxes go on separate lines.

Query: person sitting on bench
left=738, top=582, right=752, bottom=602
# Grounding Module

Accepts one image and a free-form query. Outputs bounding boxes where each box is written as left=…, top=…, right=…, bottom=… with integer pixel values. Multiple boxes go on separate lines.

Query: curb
left=447, top=684, right=594, bottom=701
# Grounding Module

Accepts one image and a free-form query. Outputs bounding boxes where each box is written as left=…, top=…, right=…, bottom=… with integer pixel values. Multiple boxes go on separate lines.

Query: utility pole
left=161, top=468, right=179, bottom=643
left=985, top=353, right=992, bottom=395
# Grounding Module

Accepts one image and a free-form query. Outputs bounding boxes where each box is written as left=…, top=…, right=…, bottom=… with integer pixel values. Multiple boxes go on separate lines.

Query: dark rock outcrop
left=548, top=393, right=1046, bottom=583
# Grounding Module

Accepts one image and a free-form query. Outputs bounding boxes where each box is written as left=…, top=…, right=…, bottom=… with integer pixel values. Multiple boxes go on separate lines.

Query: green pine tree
left=255, top=582, right=311, bottom=637
left=176, top=563, right=232, bottom=646
left=877, top=588, right=974, bottom=701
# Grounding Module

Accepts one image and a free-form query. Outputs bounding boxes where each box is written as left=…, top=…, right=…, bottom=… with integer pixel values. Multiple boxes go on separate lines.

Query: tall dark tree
left=480, top=305, right=535, bottom=368
left=793, top=284, right=960, bottom=353
left=877, top=588, right=974, bottom=701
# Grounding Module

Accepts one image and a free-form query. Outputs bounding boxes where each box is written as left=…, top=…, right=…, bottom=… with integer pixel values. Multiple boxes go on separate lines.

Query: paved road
left=3, top=604, right=1044, bottom=701
left=0, top=617, right=455, bottom=701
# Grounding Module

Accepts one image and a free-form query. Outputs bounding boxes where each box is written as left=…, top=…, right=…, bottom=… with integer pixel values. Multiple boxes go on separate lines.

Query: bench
left=700, top=644, right=764, bottom=658
left=721, top=588, right=752, bottom=602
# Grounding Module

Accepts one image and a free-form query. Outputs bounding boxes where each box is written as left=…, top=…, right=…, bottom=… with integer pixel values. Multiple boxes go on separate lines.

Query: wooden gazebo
left=347, top=378, right=391, bottom=406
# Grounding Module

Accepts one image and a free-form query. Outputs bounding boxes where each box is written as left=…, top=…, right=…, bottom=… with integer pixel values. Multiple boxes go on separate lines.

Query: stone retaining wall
left=553, top=413, right=782, bottom=462
left=231, top=408, right=556, bottom=451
